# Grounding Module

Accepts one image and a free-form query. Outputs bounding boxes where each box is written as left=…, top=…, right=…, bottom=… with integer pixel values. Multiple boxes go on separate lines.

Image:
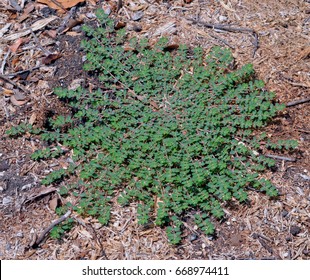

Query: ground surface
left=0, top=0, right=309, bottom=260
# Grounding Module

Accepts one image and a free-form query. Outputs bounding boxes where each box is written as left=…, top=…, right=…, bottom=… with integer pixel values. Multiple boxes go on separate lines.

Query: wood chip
left=2, top=16, right=58, bottom=41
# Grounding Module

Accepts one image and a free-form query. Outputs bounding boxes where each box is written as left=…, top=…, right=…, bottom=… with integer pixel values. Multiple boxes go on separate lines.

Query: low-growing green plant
left=7, top=9, right=297, bottom=244
left=50, top=218, right=75, bottom=239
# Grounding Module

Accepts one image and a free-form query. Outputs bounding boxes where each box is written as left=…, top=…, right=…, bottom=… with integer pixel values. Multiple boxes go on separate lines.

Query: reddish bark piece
left=10, top=95, right=28, bottom=106
left=41, top=53, right=62, bottom=65
left=42, top=29, right=57, bottom=39
left=37, top=0, right=85, bottom=10
left=9, top=38, right=29, bottom=53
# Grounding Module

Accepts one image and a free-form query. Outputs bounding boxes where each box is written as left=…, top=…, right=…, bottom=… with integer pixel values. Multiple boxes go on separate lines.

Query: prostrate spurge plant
left=8, top=9, right=297, bottom=244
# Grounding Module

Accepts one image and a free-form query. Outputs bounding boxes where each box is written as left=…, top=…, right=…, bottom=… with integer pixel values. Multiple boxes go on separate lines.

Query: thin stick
left=286, top=97, right=310, bottom=107
left=74, top=217, right=108, bottom=259
left=0, top=73, right=30, bottom=94
left=265, top=154, right=296, bottom=162
left=0, top=50, right=10, bottom=74
left=4, top=66, right=41, bottom=78
left=29, top=28, right=51, bottom=56
left=32, top=210, right=71, bottom=248
left=209, top=33, right=235, bottom=49
left=188, top=18, right=255, bottom=33
left=188, top=18, right=259, bottom=56
left=297, top=129, right=310, bottom=134
left=285, top=80, right=310, bottom=88
left=117, top=0, right=123, bottom=12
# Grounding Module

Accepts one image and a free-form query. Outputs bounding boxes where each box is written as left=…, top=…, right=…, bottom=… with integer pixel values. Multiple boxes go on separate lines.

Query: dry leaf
left=68, top=78, right=84, bottom=90
left=230, top=233, right=243, bottom=246
left=42, top=29, right=57, bottom=39
left=164, top=44, right=179, bottom=51
left=37, top=0, right=85, bottom=10
left=16, top=70, right=31, bottom=80
left=29, top=112, right=37, bottom=125
left=3, top=16, right=58, bottom=41
left=61, top=18, right=84, bottom=33
left=115, top=21, right=126, bottom=30
left=10, top=95, right=28, bottom=106
left=49, top=196, right=58, bottom=211
left=2, top=88, right=14, bottom=96
left=18, top=3, right=35, bottom=23
left=150, top=100, right=159, bottom=110
left=65, top=31, right=81, bottom=36
left=79, top=229, right=92, bottom=239
left=9, top=38, right=29, bottom=53
left=14, top=91, right=27, bottom=101
left=41, top=53, right=62, bottom=65
left=123, top=45, right=135, bottom=51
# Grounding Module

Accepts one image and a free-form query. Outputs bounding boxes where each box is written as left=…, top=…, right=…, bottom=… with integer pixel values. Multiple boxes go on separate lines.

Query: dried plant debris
left=0, top=0, right=309, bottom=260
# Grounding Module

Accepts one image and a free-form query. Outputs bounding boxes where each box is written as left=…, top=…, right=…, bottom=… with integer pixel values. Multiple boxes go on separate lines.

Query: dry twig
left=0, top=73, right=30, bottom=94
left=0, top=50, right=10, bottom=74
left=32, top=210, right=71, bottom=248
left=74, top=216, right=108, bottom=259
left=29, top=28, right=51, bottom=56
left=286, top=97, right=310, bottom=107
left=265, top=154, right=296, bottom=162
left=188, top=18, right=259, bottom=57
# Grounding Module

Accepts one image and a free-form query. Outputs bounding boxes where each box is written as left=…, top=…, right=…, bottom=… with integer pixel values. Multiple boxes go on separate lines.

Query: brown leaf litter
left=0, top=0, right=309, bottom=260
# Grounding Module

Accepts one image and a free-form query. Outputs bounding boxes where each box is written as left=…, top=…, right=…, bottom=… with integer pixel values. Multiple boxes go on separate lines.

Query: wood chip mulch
left=0, top=0, right=309, bottom=260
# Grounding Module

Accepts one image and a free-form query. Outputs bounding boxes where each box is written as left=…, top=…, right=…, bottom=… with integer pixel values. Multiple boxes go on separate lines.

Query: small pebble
left=21, top=183, right=32, bottom=191
left=189, top=234, right=198, bottom=242
left=103, top=5, right=111, bottom=15
left=16, top=232, right=23, bottom=238
left=86, top=12, right=96, bottom=19
left=127, top=24, right=142, bottom=32
left=2, top=196, right=12, bottom=206
left=282, top=210, right=289, bottom=217
left=219, top=15, right=228, bottom=22
left=285, top=236, right=292, bottom=242
left=302, top=249, right=309, bottom=255
left=0, top=160, right=9, bottom=171
left=300, top=174, right=310, bottom=181
left=6, top=243, right=11, bottom=251
left=290, top=225, right=301, bottom=236
left=93, top=223, right=103, bottom=230
left=132, top=11, right=144, bottom=21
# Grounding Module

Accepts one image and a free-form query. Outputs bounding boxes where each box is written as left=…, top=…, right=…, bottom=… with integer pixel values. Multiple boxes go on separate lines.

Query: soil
left=0, top=0, right=309, bottom=260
